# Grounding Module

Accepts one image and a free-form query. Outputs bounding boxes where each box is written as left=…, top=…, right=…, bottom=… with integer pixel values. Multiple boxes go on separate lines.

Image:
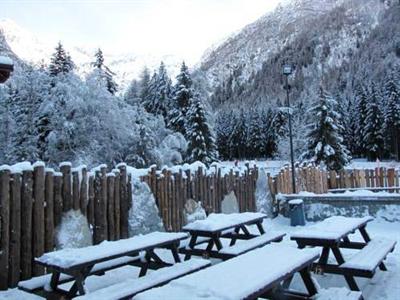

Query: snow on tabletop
left=0, top=56, right=13, bottom=65
left=341, top=238, right=396, bottom=271
left=75, top=259, right=210, bottom=300
left=182, top=212, right=267, bottom=232
left=291, top=216, right=374, bottom=240
left=315, top=288, right=362, bottom=300
left=133, top=245, right=319, bottom=300
left=36, top=232, right=188, bottom=269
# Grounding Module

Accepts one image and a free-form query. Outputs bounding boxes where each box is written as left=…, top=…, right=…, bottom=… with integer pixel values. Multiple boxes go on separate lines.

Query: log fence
left=0, top=162, right=258, bottom=289
left=268, top=165, right=400, bottom=197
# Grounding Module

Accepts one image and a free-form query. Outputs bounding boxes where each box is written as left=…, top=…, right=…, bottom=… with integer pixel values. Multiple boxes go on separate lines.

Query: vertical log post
left=33, top=163, right=45, bottom=275
left=20, top=169, right=33, bottom=280
left=0, top=167, right=10, bottom=290
left=9, top=172, right=21, bottom=287
left=44, top=170, right=54, bottom=253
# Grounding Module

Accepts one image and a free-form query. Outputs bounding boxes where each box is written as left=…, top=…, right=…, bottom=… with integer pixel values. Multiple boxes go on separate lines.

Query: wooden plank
left=387, top=168, right=395, bottom=193
left=93, top=171, right=102, bottom=244
left=118, top=165, right=129, bottom=239
left=53, top=173, right=63, bottom=228
left=0, top=168, right=10, bottom=290
left=60, top=163, right=72, bottom=212
left=20, top=170, right=33, bottom=280
left=100, top=167, right=108, bottom=240
left=33, top=164, right=45, bottom=276
left=87, top=175, right=95, bottom=227
left=80, top=167, right=88, bottom=216
left=107, top=174, right=115, bottom=241
left=72, top=170, right=80, bottom=210
left=9, top=172, right=21, bottom=287
left=44, top=170, right=54, bottom=253
left=113, top=170, right=121, bottom=240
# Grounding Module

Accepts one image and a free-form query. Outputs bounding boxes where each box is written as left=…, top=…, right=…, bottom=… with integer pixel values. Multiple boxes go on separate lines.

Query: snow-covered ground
left=0, top=217, right=398, bottom=299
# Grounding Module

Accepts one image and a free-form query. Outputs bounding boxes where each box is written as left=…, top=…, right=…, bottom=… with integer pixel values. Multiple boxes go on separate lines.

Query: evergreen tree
left=186, top=97, right=218, bottom=165
left=168, top=62, right=193, bottom=135
left=354, top=83, right=368, bottom=156
left=230, top=109, right=249, bottom=159
left=301, top=87, right=350, bottom=170
left=92, top=48, right=118, bottom=94
left=364, top=84, right=385, bottom=161
left=383, top=71, right=400, bottom=160
left=139, top=67, right=151, bottom=102
left=143, top=62, right=172, bottom=119
left=48, top=42, right=74, bottom=76
left=215, top=110, right=236, bottom=160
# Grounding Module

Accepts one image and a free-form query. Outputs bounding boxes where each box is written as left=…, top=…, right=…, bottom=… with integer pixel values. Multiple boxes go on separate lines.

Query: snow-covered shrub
left=184, top=199, right=207, bottom=224
left=255, top=168, right=273, bottom=217
left=55, top=210, right=92, bottom=249
left=221, top=191, right=239, bottom=214
left=156, top=132, right=188, bottom=167
left=128, top=179, right=164, bottom=236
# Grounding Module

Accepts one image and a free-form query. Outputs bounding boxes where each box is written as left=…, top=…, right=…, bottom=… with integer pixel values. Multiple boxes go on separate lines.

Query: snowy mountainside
left=0, top=19, right=183, bottom=90
left=199, top=0, right=385, bottom=91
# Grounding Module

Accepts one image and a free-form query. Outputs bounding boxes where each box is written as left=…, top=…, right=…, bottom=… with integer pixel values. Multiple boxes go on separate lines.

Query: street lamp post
left=283, top=64, right=296, bottom=194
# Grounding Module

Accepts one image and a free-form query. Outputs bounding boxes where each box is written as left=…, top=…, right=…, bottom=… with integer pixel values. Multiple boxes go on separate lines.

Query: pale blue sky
left=1, top=0, right=282, bottom=60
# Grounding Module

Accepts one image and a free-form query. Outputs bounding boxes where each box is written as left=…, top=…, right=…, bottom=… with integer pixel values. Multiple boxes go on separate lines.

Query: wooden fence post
left=20, top=169, right=33, bottom=281
left=113, top=169, right=121, bottom=240
left=9, top=172, right=21, bottom=287
left=80, top=167, right=88, bottom=216
left=33, top=163, right=45, bottom=276
left=72, top=170, right=80, bottom=211
left=118, top=164, right=129, bottom=239
left=60, top=163, right=72, bottom=212
left=107, top=173, right=115, bottom=241
left=44, top=170, right=54, bottom=253
left=53, top=173, right=63, bottom=228
left=0, top=167, right=10, bottom=290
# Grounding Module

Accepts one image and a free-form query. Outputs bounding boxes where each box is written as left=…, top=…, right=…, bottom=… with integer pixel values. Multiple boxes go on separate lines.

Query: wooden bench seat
left=315, top=288, right=363, bottom=300
left=75, top=259, right=211, bottom=300
left=340, top=238, right=396, bottom=278
left=219, top=232, right=285, bottom=258
left=18, top=256, right=141, bottom=292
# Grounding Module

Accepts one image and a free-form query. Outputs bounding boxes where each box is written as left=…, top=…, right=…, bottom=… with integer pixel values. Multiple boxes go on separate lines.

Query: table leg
left=139, top=252, right=152, bottom=277
left=68, top=266, right=93, bottom=297
left=314, top=246, right=330, bottom=274
left=229, top=227, right=240, bottom=246
left=299, top=267, right=318, bottom=296
left=49, top=271, right=60, bottom=291
left=331, top=246, right=360, bottom=291
left=240, top=225, right=251, bottom=236
left=213, top=237, right=223, bottom=251
left=171, top=244, right=181, bottom=263
left=256, top=221, right=265, bottom=235
left=184, top=234, right=198, bottom=261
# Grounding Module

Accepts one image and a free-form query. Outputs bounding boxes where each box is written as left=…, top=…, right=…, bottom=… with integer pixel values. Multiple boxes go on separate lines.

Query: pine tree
left=168, top=62, right=193, bottom=135
left=364, top=84, right=385, bottom=161
left=354, top=84, right=368, bottom=156
left=92, top=48, right=118, bottom=94
left=230, top=109, right=249, bottom=159
left=215, top=110, right=236, bottom=160
left=186, top=97, right=218, bottom=165
left=48, top=42, right=74, bottom=76
left=383, top=71, right=400, bottom=160
left=139, top=67, right=151, bottom=102
left=143, top=62, right=172, bottom=119
left=301, top=87, right=351, bottom=170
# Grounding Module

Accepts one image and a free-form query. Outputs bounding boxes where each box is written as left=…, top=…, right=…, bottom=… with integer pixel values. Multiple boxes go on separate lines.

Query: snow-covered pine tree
left=142, top=62, right=172, bottom=119
left=354, top=83, right=369, bottom=156
left=230, top=109, right=249, bottom=159
left=383, top=70, right=400, bottom=160
left=48, top=42, right=74, bottom=76
left=215, top=110, right=236, bottom=160
left=301, top=87, right=350, bottom=170
left=168, top=62, right=193, bottom=135
left=247, top=108, right=264, bottom=158
left=139, top=67, right=151, bottom=102
left=186, top=96, right=218, bottom=165
left=91, top=48, right=118, bottom=94
left=364, top=84, right=385, bottom=161
left=124, top=79, right=140, bottom=106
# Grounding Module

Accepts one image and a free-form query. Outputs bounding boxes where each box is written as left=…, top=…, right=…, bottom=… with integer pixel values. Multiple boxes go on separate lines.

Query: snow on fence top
left=0, top=56, right=13, bottom=65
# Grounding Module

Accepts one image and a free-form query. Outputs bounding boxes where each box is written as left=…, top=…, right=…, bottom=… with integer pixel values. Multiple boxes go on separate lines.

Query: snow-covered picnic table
left=34, top=232, right=188, bottom=297
left=290, top=216, right=396, bottom=291
left=134, top=244, right=321, bottom=300
left=180, top=213, right=285, bottom=260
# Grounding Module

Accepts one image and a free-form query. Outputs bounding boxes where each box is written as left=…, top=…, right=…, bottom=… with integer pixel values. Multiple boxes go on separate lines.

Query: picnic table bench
left=133, top=244, right=361, bottom=300
left=291, top=216, right=396, bottom=291
left=33, top=232, right=189, bottom=298
left=180, top=212, right=285, bottom=260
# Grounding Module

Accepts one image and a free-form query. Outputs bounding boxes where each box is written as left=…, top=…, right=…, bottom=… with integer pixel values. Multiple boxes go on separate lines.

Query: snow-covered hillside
left=0, top=19, right=184, bottom=90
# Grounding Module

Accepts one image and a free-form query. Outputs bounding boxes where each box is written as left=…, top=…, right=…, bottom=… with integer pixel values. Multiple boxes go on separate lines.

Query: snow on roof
left=182, top=212, right=267, bottom=232
left=133, top=245, right=319, bottom=300
left=291, top=216, right=374, bottom=241
left=0, top=56, right=13, bottom=65
left=36, top=232, right=188, bottom=269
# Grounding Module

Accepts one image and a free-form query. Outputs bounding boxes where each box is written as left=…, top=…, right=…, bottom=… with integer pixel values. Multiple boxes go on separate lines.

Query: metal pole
left=285, top=75, right=296, bottom=194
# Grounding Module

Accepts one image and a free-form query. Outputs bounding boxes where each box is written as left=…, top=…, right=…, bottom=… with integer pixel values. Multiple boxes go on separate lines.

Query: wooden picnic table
left=180, top=212, right=269, bottom=260
left=290, top=216, right=389, bottom=291
left=35, top=232, right=188, bottom=298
